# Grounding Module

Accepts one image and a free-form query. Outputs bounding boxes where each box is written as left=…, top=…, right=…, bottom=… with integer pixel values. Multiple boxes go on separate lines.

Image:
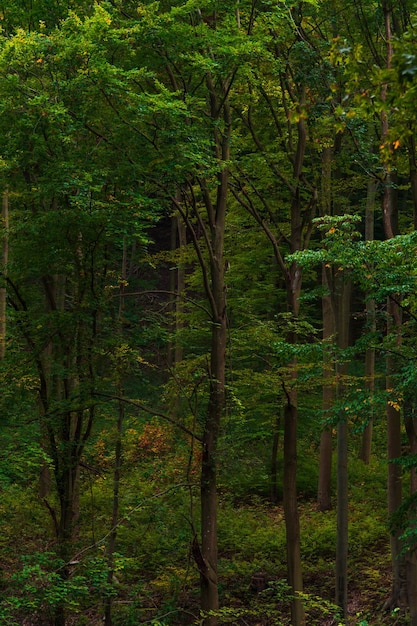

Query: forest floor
left=1, top=451, right=407, bottom=625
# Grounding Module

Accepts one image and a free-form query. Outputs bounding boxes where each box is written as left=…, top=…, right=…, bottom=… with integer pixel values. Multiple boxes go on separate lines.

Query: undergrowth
left=0, top=435, right=402, bottom=625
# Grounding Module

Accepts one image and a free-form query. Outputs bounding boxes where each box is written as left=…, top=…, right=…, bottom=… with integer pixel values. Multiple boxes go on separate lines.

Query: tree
left=0, top=14, right=161, bottom=623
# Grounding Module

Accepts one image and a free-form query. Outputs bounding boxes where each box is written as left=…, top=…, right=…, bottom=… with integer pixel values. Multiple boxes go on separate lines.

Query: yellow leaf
left=388, top=400, right=401, bottom=411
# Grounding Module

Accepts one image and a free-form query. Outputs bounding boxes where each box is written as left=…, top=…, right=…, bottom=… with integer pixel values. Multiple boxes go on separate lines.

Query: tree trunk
left=38, top=266, right=97, bottom=626
left=359, top=180, right=377, bottom=464
left=408, top=134, right=417, bottom=230
left=168, top=211, right=186, bottom=370
left=381, top=152, right=407, bottom=613
left=199, top=320, right=225, bottom=623
left=404, top=399, right=417, bottom=624
left=104, top=397, right=124, bottom=626
left=385, top=302, right=405, bottom=609
left=408, top=554, right=417, bottom=626
left=335, top=279, right=351, bottom=621
left=380, top=3, right=409, bottom=610
left=270, top=412, right=281, bottom=504
left=232, top=42, right=315, bottom=624
left=317, top=146, right=335, bottom=512
left=0, top=190, right=8, bottom=360
left=283, top=388, right=304, bottom=625
left=358, top=306, right=375, bottom=464
left=197, top=252, right=227, bottom=625
left=382, top=190, right=407, bottom=611
left=179, top=86, right=231, bottom=625
left=105, top=241, right=127, bottom=626
left=199, top=164, right=228, bottom=622
left=317, top=267, right=335, bottom=511
left=405, top=144, right=417, bottom=619
left=283, top=269, right=305, bottom=626
left=54, top=455, right=81, bottom=626
left=377, top=2, right=411, bottom=612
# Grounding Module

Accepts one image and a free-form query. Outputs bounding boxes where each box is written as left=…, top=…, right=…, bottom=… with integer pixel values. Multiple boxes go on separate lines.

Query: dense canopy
left=1, top=1, right=417, bottom=625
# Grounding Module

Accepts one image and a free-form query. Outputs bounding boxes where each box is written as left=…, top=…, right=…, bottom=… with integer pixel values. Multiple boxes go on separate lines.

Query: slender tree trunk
left=175, top=217, right=186, bottom=365
left=283, top=270, right=305, bottom=626
left=199, top=163, right=228, bottom=622
left=283, top=382, right=304, bottom=626
left=317, top=267, right=335, bottom=511
left=335, top=279, right=351, bottom=621
left=359, top=180, right=377, bottom=464
left=381, top=133, right=406, bottom=615
left=104, top=241, right=127, bottom=626
left=280, top=77, right=310, bottom=625
left=403, top=138, right=417, bottom=618
left=358, top=301, right=375, bottom=464
left=0, top=190, right=8, bottom=361
left=104, top=396, right=124, bottom=626
left=46, top=275, right=82, bottom=567
left=233, top=45, right=315, bottom=624
left=407, top=134, right=417, bottom=230
left=385, top=298, right=406, bottom=610
left=404, top=399, right=417, bottom=624
left=199, top=316, right=225, bottom=623
left=168, top=211, right=186, bottom=369
left=40, top=265, right=97, bottom=626
left=336, top=403, right=348, bottom=621
left=408, top=553, right=417, bottom=626
left=183, top=89, right=231, bottom=626
left=270, top=411, right=281, bottom=504
left=380, top=2, right=409, bottom=611
left=382, top=176, right=406, bottom=611
left=197, top=236, right=227, bottom=625
left=317, top=145, right=335, bottom=511
left=41, top=273, right=78, bottom=626
left=326, top=34, right=348, bottom=592
left=55, top=450, right=81, bottom=626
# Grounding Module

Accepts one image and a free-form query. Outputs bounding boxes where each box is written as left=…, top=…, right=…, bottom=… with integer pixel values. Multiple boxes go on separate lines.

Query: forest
left=1, top=0, right=417, bottom=625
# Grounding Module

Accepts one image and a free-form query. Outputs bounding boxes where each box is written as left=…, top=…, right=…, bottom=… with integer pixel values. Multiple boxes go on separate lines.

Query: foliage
left=2, top=0, right=417, bottom=625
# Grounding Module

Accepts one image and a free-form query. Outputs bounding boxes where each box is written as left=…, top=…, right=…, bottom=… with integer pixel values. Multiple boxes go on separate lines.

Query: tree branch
left=94, top=392, right=203, bottom=442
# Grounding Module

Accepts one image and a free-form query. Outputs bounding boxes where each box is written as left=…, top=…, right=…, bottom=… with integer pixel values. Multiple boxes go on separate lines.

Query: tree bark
left=380, top=1, right=409, bottom=613
left=407, top=134, right=417, bottom=230
left=283, top=265, right=305, bottom=626
left=168, top=211, right=186, bottom=370
left=359, top=180, right=377, bottom=464
left=404, top=398, right=417, bottom=624
left=317, top=145, right=334, bottom=511
left=36, top=264, right=97, bottom=626
left=317, top=267, right=335, bottom=511
left=0, top=190, right=8, bottom=361
left=198, top=231, right=227, bottom=625
left=283, top=385, right=304, bottom=626
left=385, top=298, right=405, bottom=610
left=181, top=86, right=231, bottom=626
left=335, top=278, right=351, bottom=621
left=270, top=412, right=281, bottom=504
left=104, top=241, right=127, bottom=626
left=199, top=151, right=228, bottom=621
